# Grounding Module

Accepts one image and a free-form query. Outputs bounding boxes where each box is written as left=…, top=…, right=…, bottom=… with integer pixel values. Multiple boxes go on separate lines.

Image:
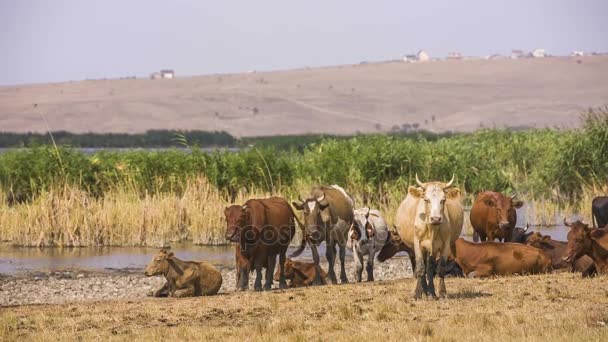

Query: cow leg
left=366, top=250, right=375, bottom=282
left=154, top=281, right=170, bottom=297
left=339, top=243, right=349, bottom=284
left=354, top=246, right=364, bottom=282
left=310, top=244, right=324, bottom=285
left=438, top=256, right=448, bottom=299
left=278, top=252, right=288, bottom=289
left=264, top=254, right=276, bottom=291
left=238, top=264, right=249, bottom=291
left=326, top=242, right=338, bottom=284
left=426, top=254, right=437, bottom=299
left=473, top=231, right=480, bottom=243
left=413, top=241, right=428, bottom=300
left=253, top=261, right=263, bottom=292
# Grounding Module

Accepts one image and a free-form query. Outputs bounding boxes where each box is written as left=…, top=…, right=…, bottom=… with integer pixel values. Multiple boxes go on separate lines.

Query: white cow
left=348, top=208, right=389, bottom=282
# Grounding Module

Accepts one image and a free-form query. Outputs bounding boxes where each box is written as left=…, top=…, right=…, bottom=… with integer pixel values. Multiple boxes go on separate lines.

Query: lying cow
left=348, top=208, right=389, bottom=282
left=510, top=224, right=533, bottom=243
left=564, top=219, right=608, bottom=274
left=525, top=231, right=595, bottom=276
left=454, top=238, right=551, bottom=278
left=273, top=258, right=328, bottom=287
left=470, top=191, right=523, bottom=242
left=145, top=249, right=223, bottom=297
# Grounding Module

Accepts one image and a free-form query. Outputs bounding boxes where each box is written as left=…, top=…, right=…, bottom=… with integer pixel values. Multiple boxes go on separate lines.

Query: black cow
left=592, top=196, right=608, bottom=228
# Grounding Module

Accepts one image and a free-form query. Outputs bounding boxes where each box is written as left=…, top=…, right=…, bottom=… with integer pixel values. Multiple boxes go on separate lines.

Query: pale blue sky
left=1, top=0, right=607, bottom=85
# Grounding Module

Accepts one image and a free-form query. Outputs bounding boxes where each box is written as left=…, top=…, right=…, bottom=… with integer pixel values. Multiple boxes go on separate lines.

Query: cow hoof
left=263, top=285, right=272, bottom=291
left=467, top=271, right=478, bottom=279
left=340, top=276, right=349, bottom=284
left=254, top=286, right=262, bottom=292
left=279, top=282, right=288, bottom=290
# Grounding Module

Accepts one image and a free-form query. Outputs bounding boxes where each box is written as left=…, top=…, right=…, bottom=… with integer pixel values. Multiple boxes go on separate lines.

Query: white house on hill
left=417, top=50, right=430, bottom=62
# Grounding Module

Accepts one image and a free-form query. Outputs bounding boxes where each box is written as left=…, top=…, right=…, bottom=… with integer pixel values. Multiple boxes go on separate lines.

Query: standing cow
left=224, top=197, right=299, bottom=291
left=400, top=174, right=464, bottom=299
left=291, top=185, right=354, bottom=285
left=348, top=208, right=389, bottom=282
left=470, top=191, right=524, bottom=242
left=592, top=196, right=608, bottom=228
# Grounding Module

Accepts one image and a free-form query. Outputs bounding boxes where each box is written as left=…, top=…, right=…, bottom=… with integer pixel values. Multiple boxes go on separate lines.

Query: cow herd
left=145, top=176, right=608, bottom=300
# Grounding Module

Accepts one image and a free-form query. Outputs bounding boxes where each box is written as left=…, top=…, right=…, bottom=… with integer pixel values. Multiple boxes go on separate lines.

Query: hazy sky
left=1, top=0, right=607, bottom=85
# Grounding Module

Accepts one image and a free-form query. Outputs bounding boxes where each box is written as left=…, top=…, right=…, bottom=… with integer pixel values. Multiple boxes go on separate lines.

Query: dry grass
left=1, top=273, right=607, bottom=341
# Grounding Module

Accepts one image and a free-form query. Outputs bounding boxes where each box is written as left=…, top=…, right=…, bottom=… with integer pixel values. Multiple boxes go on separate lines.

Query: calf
left=525, top=231, right=595, bottom=276
left=454, top=238, right=551, bottom=278
left=348, top=208, right=389, bottom=282
left=145, top=249, right=223, bottom=297
left=273, top=258, right=327, bottom=287
left=564, top=220, right=608, bottom=274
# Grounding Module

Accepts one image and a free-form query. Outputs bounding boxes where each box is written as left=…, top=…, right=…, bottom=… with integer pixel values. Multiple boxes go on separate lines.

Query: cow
left=273, top=258, right=328, bottom=287
left=510, top=224, right=533, bottom=243
left=399, top=174, right=464, bottom=299
left=564, top=219, right=608, bottom=274
left=592, top=196, right=608, bottom=228
left=525, top=231, right=596, bottom=276
left=224, top=197, right=299, bottom=291
left=145, top=249, right=223, bottom=297
left=454, top=238, right=551, bottom=277
left=348, top=208, right=389, bottom=282
left=291, top=185, right=354, bottom=285
left=470, top=191, right=524, bottom=242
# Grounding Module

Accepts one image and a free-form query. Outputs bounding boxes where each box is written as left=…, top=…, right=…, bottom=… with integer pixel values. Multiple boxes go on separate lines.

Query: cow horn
left=444, top=174, right=455, bottom=188
left=317, top=193, right=325, bottom=202
left=242, top=205, right=248, bottom=210
left=563, top=217, right=571, bottom=227
left=415, top=173, right=425, bottom=188
left=524, top=223, right=529, bottom=232
left=511, top=193, right=518, bottom=199
left=365, top=208, right=371, bottom=219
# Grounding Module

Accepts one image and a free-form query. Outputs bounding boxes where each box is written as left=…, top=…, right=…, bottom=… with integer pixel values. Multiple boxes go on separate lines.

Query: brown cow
left=525, top=231, right=595, bottom=276
left=564, top=220, right=608, bottom=274
left=145, top=249, right=222, bottom=297
left=454, top=238, right=551, bottom=277
left=470, top=191, right=524, bottom=242
left=273, top=258, right=328, bottom=287
left=224, top=197, right=300, bottom=291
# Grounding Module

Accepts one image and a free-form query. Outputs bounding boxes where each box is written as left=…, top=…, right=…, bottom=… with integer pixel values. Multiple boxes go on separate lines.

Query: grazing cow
left=145, top=249, right=222, bottom=297
left=592, top=196, right=608, bottom=228
left=378, top=178, right=463, bottom=271
left=224, top=197, right=299, bottom=291
left=470, top=191, right=524, bottom=242
left=273, top=258, right=328, bottom=287
left=454, top=238, right=551, bottom=277
left=348, top=208, right=389, bottom=282
left=291, top=185, right=354, bottom=285
left=402, top=174, right=463, bottom=299
left=564, top=219, right=608, bottom=274
left=525, top=231, right=596, bottom=276
left=510, top=224, right=534, bottom=243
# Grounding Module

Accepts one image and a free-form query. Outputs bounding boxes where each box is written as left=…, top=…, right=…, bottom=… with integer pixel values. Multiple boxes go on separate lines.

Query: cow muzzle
left=430, top=216, right=442, bottom=225
left=225, top=231, right=240, bottom=242
left=499, top=222, right=510, bottom=229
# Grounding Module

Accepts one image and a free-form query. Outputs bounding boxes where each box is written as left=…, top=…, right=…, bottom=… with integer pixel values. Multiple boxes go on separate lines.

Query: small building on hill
left=532, top=49, right=546, bottom=58
left=447, top=52, right=462, bottom=60
left=417, top=50, right=430, bottom=62
left=160, top=70, right=175, bottom=79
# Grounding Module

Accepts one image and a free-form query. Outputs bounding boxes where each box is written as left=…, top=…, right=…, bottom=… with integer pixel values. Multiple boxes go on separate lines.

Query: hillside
left=1, top=56, right=607, bottom=137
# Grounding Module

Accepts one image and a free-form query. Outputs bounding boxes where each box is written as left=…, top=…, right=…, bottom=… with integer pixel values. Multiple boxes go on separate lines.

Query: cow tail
left=289, top=206, right=307, bottom=258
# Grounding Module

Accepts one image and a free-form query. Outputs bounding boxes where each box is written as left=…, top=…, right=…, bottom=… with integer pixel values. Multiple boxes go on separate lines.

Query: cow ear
left=292, top=201, right=304, bottom=210
left=167, top=252, right=174, bottom=259
left=542, top=235, right=551, bottom=242
left=445, top=188, right=460, bottom=199
left=590, top=229, right=606, bottom=240
left=408, top=186, right=423, bottom=198
left=512, top=200, right=524, bottom=209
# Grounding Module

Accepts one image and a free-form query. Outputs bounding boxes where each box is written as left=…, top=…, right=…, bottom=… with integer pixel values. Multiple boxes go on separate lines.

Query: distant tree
left=374, top=123, right=382, bottom=130
left=412, top=123, right=420, bottom=130
left=431, top=115, right=436, bottom=123
left=252, top=107, right=259, bottom=115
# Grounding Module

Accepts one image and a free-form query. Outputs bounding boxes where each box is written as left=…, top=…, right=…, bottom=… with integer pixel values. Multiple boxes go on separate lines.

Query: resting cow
left=592, top=196, right=608, bottom=228
left=273, top=258, right=328, bottom=287
left=224, top=197, right=299, bottom=291
left=454, top=238, right=551, bottom=277
left=292, top=185, right=354, bottom=285
left=470, top=191, right=523, bottom=242
left=564, top=219, right=608, bottom=274
left=145, top=249, right=222, bottom=297
left=348, top=208, right=389, bottom=282
left=510, top=224, right=533, bottom=243
left=525, top=231, right=595, bottom=276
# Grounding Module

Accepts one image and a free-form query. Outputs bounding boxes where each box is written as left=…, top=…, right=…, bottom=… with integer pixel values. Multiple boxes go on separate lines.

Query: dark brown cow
left=510, top=224, right=533, bottom=243
left=273, top=258, right=328, bottom=287
left=224, top=197, right=300, bottom=291
left=454, top=238, right=551, bottom=277
left=564, top=220, right=608, bottom=274
left=525, top=232, right=595, bottom=276
left=592, top=196, right=608, bottom=228
left=470, top=191, right=523, bottom=242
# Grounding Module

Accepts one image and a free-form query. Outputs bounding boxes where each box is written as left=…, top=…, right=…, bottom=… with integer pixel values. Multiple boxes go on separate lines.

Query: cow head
left=525, top=232, right=555, bottom=250
left=409, top=174, right=459, bottom=225
left=510, top=223, right=533, bottom=243
left=292, top=189, right=330, bottom=244
left=350, top=208, right=374, bottom=242
left=224, top=205, right=251, bottom=242
left=144, top=248, right=174, bottom=276
left=483, top=193, right=523, bottom=241
left=274, top=258, right=296, bottom=281
left=563, top=219, right=597, bottom=262
left=377, top=229, right=404, bottom=262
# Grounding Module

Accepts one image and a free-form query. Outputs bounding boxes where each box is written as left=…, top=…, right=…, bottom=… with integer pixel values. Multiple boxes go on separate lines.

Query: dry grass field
left=1, top=56, right=608, bottom=136
left=1, top=273, right=607, bottom=341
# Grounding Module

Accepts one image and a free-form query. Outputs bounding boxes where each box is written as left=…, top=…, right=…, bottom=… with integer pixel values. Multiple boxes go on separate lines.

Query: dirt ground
left=1, top=56, right=607, bottom=136
left=1, top=272, right=607, bottom=341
